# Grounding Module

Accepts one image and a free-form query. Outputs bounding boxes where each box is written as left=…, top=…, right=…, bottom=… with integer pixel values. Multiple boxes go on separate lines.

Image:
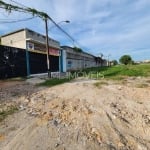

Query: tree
left=119, top=55, right=133, bottom=65
left=73, top=47, right=83, bottom=52
left=112, top=60, right=118, bottom=65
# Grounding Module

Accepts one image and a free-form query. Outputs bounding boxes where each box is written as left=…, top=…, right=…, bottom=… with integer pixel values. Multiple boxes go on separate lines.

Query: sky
left=0, top=0, right=150, bottom=61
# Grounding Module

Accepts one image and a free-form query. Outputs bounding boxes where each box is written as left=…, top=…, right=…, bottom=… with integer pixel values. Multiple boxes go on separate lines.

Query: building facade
left=1, top=29, right=107, bottom=76
left=1, top=28, right=61, bottom=75
left=61, top=46, right=102, bottom=72
left=1, top=28, right=60, bottom=56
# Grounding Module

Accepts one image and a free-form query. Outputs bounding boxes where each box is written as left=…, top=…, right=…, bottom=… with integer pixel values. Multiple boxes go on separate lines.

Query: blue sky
left=0, top=0, right=150, bottom=61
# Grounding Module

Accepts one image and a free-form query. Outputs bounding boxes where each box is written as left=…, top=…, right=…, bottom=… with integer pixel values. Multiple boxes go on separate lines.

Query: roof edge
left=1, top=28, right=29, bottom=37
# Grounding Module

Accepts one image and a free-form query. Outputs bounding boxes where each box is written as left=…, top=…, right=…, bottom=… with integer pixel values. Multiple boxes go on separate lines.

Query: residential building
left=1, top=28, right=60, bottom=56
left=1, top=28, right=60, bottom=75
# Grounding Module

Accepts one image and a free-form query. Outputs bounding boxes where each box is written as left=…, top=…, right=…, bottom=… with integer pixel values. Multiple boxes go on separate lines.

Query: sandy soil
left=0, top=77, right=150, bottom=150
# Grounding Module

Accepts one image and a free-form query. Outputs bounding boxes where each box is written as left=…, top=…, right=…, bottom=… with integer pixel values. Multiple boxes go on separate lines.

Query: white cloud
left=0, top=0, right=150, bottom=61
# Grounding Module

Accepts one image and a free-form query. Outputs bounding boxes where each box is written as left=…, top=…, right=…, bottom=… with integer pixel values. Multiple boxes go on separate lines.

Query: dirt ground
left=0, top=77, right=150, bottom=150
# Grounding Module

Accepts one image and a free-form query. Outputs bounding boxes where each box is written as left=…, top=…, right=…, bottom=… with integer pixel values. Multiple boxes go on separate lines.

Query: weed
left=0, top=105, right=18, bottom=122
left=82, top=64, right=150, bottom=80
left=135, top=83, right=149, bottom=88
left=94, top=81, right=108, bottom=88
left=38, top=78, right=72, bottom=87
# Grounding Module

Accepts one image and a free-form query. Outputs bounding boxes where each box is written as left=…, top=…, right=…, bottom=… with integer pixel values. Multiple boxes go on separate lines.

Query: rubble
left=0, top=77, right=150, bottom=149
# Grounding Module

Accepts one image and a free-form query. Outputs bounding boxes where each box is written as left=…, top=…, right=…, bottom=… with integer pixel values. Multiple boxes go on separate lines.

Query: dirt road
left=0, top=77, right=150, bottom=150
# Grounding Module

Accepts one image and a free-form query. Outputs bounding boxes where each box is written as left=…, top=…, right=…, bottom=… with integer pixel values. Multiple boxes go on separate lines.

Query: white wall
left=1, top=30, right=26, bottom=49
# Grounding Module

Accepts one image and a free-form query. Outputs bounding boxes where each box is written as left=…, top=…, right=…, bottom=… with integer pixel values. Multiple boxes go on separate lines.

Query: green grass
left=0, top=106, right=18, bottom=122
left=38, top=78, right=72, bottom=87
left=38, top=64, right=150, bottom=86
left=82, top=64, right=150, bottom=80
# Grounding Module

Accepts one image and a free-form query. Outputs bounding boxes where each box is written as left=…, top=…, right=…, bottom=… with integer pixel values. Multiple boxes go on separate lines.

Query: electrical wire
left=47, top=16, right=75, bottom=43
left=10, top=0, right=28, bottom=9
left=0, top=0, right=77, bottom=46
left=0, top=6, right=29, bottom=14
left=6, top=0, right=76, bottom=43
left=0, top=16, right=36, bottom=23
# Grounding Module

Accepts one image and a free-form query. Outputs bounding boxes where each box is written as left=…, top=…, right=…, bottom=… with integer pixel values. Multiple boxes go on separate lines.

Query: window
left=27, top=42, right=34, bottom=50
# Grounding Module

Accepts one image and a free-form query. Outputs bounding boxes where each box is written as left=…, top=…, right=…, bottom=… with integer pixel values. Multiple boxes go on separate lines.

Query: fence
left=0, top=45, right=59, bottom=79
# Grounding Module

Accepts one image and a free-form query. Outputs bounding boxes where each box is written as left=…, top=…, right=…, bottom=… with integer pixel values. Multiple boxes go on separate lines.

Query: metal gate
left=0, top=45, right=59, bottom=79
left=0, top=45, right=27, bottom=79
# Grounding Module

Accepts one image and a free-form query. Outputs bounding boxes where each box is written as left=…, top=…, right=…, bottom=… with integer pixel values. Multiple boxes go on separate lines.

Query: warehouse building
left=60, top=46, right=105, bottom=72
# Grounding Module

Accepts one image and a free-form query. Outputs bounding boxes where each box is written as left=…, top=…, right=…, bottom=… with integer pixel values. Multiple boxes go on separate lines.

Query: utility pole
left=0, top=1, right=74, bottom=78
left=45, top=17, right=51, bottom=77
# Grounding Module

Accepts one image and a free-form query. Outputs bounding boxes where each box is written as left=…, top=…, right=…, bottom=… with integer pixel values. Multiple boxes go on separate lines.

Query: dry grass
left=0, top=105, right=18, bottom=122
left=135, top=83, right=149, bottom=88
left=94, top=81, right=108, bottom=88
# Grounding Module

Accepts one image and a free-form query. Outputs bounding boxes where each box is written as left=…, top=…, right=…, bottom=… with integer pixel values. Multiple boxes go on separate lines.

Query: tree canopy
left=112, top=60, right=118, bottom=65
left=119, top=55, right=133, bottom=65
left=73, top=47, right=83, bottom=52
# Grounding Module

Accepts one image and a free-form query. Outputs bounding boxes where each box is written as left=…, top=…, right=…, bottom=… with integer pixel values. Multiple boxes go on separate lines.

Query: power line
left=0, top=0, right=75, bottom=43
left=0, top=1, right=48, bottom=18
left=1, top=1, right=87, bottom=51
left=0, top=6, right=29, bottom=14
left=48, top=17, right=75, bottom=43
left=1, top=1, right=90, bottom=55
left=0, top=16, right=36, bottom=23
left=10, top=0, right=28, bottom=9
